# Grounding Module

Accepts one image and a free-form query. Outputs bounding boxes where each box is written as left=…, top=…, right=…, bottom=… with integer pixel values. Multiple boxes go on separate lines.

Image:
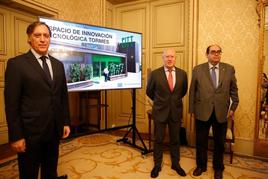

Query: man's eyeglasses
left=209, top=50, right=222, bottom=55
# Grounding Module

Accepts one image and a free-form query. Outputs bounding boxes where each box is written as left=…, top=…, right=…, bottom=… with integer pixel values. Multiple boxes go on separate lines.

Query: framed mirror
left=254, top=0, right=268, bottom=157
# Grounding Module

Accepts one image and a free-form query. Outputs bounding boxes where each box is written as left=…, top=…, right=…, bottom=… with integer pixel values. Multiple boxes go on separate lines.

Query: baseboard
left=233, top=137, right=254, bottom=156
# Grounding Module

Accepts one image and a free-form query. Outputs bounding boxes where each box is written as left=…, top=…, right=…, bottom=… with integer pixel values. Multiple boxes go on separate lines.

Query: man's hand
left=10, top=139, right=26, bottom=153
left=62, top=126, right=70, bottom=139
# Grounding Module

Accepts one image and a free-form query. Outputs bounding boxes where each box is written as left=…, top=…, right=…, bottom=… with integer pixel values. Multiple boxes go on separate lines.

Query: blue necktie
left=211, top=66, right=217, bottom=88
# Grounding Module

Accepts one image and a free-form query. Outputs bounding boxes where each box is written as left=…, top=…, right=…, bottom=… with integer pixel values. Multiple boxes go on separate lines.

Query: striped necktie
left=211, top=66, right=217, bottom=88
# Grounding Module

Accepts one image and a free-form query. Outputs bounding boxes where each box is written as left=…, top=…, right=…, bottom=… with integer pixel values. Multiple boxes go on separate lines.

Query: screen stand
left=116, top=89, right=152, bottom=155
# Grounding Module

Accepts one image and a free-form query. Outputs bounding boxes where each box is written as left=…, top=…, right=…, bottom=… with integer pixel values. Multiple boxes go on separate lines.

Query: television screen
left=39, top=17, right=142, bottom=92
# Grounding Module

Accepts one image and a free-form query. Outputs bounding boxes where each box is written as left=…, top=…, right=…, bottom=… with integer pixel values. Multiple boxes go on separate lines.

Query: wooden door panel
left=0, top=6, right=36, bottom=144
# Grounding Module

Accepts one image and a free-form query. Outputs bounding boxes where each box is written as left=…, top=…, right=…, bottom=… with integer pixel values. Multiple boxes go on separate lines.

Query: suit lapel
left=173, top=68, right=180, bottom=91
left=49, top=56, right=59, bottom=89
left=160, top=67, right=171, bottom=92
left=25, top=51, right=52, bottom=88
left=218, top=63, right=225, bottom=88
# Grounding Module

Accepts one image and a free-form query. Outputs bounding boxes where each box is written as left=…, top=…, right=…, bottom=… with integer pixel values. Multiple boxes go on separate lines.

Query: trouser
left=153, top=115, right=181, bottom=168
left=195, top=110, right=227, bottom=171
left=17, top=135, right=60, bottom=179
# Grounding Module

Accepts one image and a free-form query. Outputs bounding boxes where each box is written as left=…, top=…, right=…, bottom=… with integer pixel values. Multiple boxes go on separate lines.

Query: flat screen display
left=39, top=17, right=142, bottom=92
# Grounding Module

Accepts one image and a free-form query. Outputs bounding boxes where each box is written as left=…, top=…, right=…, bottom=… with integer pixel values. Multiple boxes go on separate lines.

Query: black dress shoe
left=151, top=166, right=161, bottom=178
left=214, top=170, right=223, bottom=179
left=171, top=165, right=186, bottom=176
left=57, top=175, right=68, bottom=179
left=193, top=167, right=207, bottom=176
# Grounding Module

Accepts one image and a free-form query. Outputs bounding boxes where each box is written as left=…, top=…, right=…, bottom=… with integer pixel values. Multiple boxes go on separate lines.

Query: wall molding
left=0, top=0, right=58, bottom=17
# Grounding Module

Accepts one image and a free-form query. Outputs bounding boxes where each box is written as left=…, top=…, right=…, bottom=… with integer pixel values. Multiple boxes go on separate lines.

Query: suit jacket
left=146, top=66, right=188, bottom=123
left=189, top=62, right=239, bottom=123
left=4, top=50, right=70, bottom=143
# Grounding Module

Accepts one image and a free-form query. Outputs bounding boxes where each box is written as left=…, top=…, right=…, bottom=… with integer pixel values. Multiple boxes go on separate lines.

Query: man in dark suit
left=189, top=44, right=239, bottom=179
left=146, top=48, right=188, bottom=178
left=4, top=21, right=70, bottom=179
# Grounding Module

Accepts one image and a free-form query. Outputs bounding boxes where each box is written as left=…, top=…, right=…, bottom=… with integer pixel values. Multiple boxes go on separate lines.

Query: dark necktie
left=40, top=56, right=52, bottom=81
left=211, top=66, right=217, bottom=88
left=168, top=70, right=174, bottom=92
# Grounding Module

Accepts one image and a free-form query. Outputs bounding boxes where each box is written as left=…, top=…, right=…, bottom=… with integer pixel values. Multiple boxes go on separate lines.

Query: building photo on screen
left=40, top=17, right=142, bottom=92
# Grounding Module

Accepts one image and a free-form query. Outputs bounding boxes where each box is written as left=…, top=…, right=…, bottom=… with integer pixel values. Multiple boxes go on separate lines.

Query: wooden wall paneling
left=0, top=8, right=7, bottom=55
left=149, top=0, right=187, bottom=72
left=116, top=90, right=132, bottom=123
left=105, top=1, right=114, bottom=28
left=12, top=12, right=37, bottom=56
left=0, top=0, right=58, bottom=17
left=111, top=2, right=149, bottom=131
left=107, top=90, right=115, bottom=128
left=149, top=0, right=189, bottom=137
left=0, top=6, right=9, bottom=144
left=151, top=49, right=185, bottom=75
left=0, top=59, right=5, bottom=82
left=112, top=0, right=189, bottom=133
left=0, top=78, right=7, bottom=144
left=151, top=50, right=164, bottom=70
left=151, top=0, right=185, bottom=48
left=0, top=5, right=38, bottom=144
left=175, top=50, right=185, bottom=69
left=68, top=92, right=80, bottom=132
left=115, top=3, right=149, bottom=49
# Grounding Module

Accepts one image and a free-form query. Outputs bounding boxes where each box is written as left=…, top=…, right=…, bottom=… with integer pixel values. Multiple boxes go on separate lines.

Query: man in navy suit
left=189, top=44, right=239, bottom=179
left=4, top=21, right=70, bottom=179
left=146, top=48, right=188, bottom=178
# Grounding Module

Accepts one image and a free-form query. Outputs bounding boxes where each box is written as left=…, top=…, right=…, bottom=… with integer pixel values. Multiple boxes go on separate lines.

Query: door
left=0, top=5, right=37, bottom=144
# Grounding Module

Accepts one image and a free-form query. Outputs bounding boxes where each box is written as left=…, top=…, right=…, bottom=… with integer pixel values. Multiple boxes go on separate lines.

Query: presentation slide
left=39, top=17, right=142, bottom=92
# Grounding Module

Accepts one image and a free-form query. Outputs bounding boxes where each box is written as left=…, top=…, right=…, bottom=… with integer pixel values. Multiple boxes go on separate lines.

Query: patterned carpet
left=0, top=133, right=268, bottom=179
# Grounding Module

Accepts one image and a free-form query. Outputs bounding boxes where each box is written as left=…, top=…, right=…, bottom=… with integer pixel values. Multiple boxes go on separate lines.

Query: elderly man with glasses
left=189, top=44, right=239, bottom=179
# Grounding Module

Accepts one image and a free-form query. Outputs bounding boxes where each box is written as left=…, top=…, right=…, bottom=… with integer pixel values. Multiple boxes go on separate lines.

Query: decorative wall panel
left=151, top=0, right=185, bottom=47
left=112, top=2, right=149, bottom=129
left=0, top=10, right=7, bottom=55
left=0, top=59, right=5, bottom=82
left=152, top=50, right=184, bottom=70
left=106, top=1, right=114, bottom=28
left=14, top=16, right=35, bottom=55
left=115, top=3, right=148, bottom=49
left=0, top=88, right=7, bottom=144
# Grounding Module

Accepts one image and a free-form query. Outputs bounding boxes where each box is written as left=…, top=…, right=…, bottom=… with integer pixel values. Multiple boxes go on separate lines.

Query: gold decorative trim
left=256, top=0, right=262, bottom=26
left=256, top=0, right=268, bottom=26
left=186, top=0, right=199, bottom=146
left=254, top=0, right=268, bottom=157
